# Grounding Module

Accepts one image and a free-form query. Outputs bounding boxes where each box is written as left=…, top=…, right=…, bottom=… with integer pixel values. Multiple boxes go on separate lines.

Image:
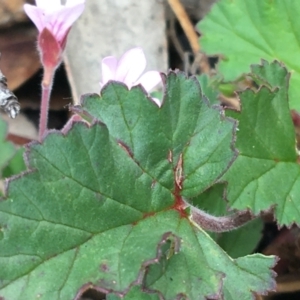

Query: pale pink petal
left=46, top=3, right=85, bottom=43
left=65, top=0, right=85, bottom=7
left=135, top=70, right=161, bottom=92
left=36, top=0, right=62, bottom=10
left=101, top=56, right=118, bottom=85
left=116, top=47, right=146, bottom=88
left=24, top=4, right=45, bottom=32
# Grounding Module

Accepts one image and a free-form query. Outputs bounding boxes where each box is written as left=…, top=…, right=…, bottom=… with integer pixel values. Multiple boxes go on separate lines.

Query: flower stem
left=39, top=66, right=55, bottom=141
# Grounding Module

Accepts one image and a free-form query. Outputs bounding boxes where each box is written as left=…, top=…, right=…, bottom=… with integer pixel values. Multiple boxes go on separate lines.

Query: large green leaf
left=0, top=72, right=276, bottom=299
left=82, top=73, right=234, bottom=198
left=223, top=61, right=299, bottom=226
left=198, top=0, right=300, bottom=111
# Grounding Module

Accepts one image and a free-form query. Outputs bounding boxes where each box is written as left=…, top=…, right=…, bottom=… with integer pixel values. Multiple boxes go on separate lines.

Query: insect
left=0, top=69, right=20, bottom=118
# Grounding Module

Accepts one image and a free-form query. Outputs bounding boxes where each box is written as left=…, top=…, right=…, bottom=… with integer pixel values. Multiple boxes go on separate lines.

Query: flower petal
left=116, top=47, right=146, bottom=88
left=135, top=70, right=162, bottom=92
left=46, top=3, right=85, bottom=44
left=101, top=56, right=118, bottom=86
left=25, top=1, right=85, bottom=43
left=65, top=0, right=85, bottom=7
left=35, top=0, right=62, bottom=11
left=24, top=4, right=46, bottom=32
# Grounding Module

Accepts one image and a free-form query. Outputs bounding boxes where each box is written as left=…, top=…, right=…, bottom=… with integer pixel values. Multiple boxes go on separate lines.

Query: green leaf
left=223, top=61, right=299, bottom=226
left=198, top=0, right=300, bottom=111
left=216, top=219, right=263, bottom=259
left=83, top=73, right=235, bottom=198
left=214, top=255, right=277, bottom=300
left=143, top=222, right=274, bottom=300
left=107, top=286, right=160, bottom=300
left=192, top=183, right=263, bottom=258
left=0, top=73, right=276, bottom=299
left=0, top=116, right=15, bottom=176
left=196, top=74, right=220, bottom=105
left=2, top=147, right=26, bottom=178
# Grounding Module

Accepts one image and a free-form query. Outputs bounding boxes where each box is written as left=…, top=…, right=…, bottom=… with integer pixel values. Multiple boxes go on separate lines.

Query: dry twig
left=167, top=0, right=210, bottom=74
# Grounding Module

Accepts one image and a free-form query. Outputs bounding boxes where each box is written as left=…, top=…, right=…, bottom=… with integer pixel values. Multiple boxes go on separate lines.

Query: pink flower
left=24, top=0, right=85, bottom=48
left=100, top=47, right=162, bottom=106
left=24, top=0, right=85, bottom=69
left=23, top=0, right=85, bottom=140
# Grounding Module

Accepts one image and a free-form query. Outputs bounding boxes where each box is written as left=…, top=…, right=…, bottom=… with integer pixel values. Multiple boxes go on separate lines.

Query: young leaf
left=198, top=0, right=300, bottom=111
left=0, top=73, right=276, bottom=299
left=223, top=61, right=299, bottom=226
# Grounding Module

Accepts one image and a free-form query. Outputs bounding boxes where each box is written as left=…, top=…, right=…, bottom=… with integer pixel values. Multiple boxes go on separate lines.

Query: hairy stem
left=39, top=66, right=55, bottom=141
left=185, top=201, right=255, bottom=232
